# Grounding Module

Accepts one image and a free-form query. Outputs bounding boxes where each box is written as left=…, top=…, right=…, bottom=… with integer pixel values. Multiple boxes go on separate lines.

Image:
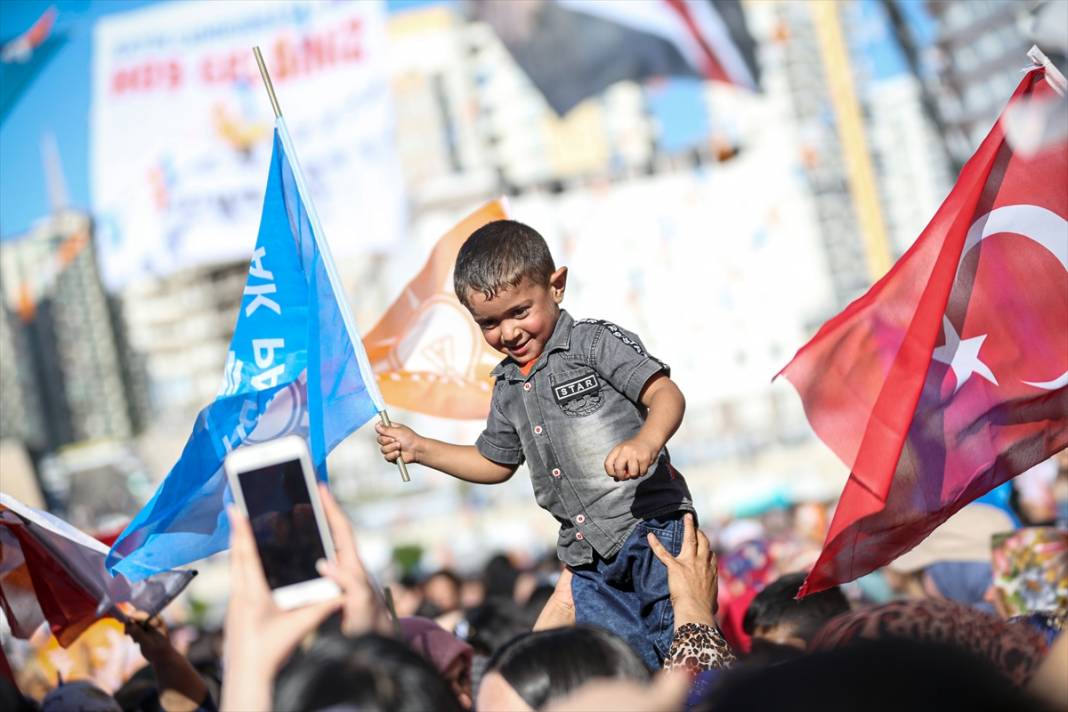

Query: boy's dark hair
left=454, top=220, right=555, bottom=307
left=742, top=572, right=850, bottom=645
left=485, top=625, right=650, bottom=710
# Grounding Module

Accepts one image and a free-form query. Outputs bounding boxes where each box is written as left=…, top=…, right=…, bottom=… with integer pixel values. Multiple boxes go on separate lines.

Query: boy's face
left=464, top=267, right=567, bottom=366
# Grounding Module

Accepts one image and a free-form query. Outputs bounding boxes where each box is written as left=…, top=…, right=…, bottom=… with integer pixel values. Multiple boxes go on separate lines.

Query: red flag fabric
left=0, top=495, right=194, bottom=647
left=780, top=67, right=1068, bottom=596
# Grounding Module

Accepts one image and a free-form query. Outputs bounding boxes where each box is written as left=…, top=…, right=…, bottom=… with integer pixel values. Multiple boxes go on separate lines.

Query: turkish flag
left=364, top=200, right=509, bottom=419
left=780, top=67, right=1068, bottom=596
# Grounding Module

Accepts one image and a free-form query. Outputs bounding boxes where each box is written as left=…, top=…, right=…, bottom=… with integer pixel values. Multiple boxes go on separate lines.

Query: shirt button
left=551, top=468, right=561, bottom=478
left=576, top=514, right=586, bottom=524
left=575, top=532, right=584, bottom=541
left=523, top=382, right=532, bottom=391
left=533, top=425, right=543, bottom=434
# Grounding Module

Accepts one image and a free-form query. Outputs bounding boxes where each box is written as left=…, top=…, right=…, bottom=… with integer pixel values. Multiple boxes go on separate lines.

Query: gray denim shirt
left=476, top=310, right=693, bottom=566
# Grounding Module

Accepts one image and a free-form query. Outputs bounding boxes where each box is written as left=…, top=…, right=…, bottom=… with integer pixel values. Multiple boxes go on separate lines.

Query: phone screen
left=238, top=458, right=326, bottom=590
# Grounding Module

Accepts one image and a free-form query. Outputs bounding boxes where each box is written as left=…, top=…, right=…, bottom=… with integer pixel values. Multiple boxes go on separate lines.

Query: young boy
left=375, top=220, right=693, bottom=668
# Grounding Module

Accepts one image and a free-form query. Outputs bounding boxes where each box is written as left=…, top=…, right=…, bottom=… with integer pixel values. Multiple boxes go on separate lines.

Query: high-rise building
left=924, top=0, right=1039, bottom=164
left=0, top=304, right=46, bottom=450
left=0, top=211, right=139, bottom=450
left=863, top=74, right=954, bottom=255
left=120, top=260, right=248, bottom=420
left=770, top=1, right=873, bottom=309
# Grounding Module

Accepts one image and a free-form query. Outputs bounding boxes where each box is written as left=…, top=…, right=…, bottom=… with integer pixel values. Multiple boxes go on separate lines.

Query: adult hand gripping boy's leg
left=646, top=513, right=718, bottom=627
left=532, top=567, right=576, bottom=630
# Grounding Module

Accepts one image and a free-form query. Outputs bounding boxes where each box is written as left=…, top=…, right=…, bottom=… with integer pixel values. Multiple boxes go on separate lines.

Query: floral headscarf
left=991, top=526, right=1068, bottom=623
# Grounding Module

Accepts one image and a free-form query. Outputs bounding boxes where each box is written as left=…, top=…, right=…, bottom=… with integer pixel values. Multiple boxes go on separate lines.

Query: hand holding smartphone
left=224, top=435, right=340, bottom=609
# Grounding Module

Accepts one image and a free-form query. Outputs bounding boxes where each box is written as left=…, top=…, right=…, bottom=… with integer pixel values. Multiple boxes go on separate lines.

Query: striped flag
left=0, top=494, right=193, bottom=646
left=477, top=0, right=759, bottom=114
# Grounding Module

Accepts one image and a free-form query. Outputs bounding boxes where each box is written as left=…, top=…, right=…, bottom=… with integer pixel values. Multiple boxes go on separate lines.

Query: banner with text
left=91, top=0, right=404, bottom=290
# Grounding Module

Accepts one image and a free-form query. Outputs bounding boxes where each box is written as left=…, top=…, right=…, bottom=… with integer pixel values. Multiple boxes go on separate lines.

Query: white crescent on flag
left=959, top=205, right=1068, bottom=391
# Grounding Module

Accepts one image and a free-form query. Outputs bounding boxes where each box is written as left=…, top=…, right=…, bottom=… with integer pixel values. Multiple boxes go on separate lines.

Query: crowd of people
left=3, top=453, right=1066, bottom=711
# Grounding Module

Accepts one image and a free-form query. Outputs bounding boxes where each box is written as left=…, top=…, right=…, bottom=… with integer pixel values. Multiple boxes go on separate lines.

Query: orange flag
left=366, top=200, right=508, bottom=419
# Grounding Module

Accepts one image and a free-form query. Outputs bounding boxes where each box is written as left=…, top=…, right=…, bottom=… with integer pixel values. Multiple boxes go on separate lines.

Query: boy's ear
left=549, top=266, right=568, bottom=304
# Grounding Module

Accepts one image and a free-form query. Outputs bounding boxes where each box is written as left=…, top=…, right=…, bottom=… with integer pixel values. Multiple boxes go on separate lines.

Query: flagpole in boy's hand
left=252, top=46, right=409, bottom=483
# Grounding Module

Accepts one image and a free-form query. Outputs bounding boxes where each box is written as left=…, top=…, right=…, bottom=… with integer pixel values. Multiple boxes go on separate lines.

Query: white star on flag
left=932, top=316, right=999, bottom=393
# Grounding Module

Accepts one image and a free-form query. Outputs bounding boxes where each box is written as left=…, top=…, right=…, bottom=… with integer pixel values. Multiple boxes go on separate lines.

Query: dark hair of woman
left=274, top=633, right=463, bottom=712
left=485, top=625, right=650, bottom=709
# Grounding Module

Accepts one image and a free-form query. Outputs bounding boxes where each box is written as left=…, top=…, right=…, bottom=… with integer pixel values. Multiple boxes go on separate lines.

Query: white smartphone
left=224, top=435, right=340, bottom=609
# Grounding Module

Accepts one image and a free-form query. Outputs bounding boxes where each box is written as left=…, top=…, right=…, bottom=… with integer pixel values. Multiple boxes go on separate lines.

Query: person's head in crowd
left=885, top=503, right=1010, bottom=607
left=419, top=568, right=463, bottom=617
left=1013, top=459, right=1060, bottom=525
left=522, top=582, right=556, bottom=622
left=988, top=526, right=1068, bottom=628
left=40, top=680, right=121, bottom=712
left=459, top=598, right=533, bottom=658
left=810, top=598, right=1047, bottom=686
left=391, top=572, right=424, bottom=618
left=461, top=574, right=486, bottom=609
left=742, top=638, right=805, bottom=667
left=1054, top=450, right=1068, bottom=525
left=112, top=665, right=161, bottom=712
left=697, top=637, right=1051, bottom=712
left=399, top=616, right=474, bottom=709
left=477, top=626, right=650, bottom=711
left=274, top=633, right=464, bottom=712
left=483, top=553, right=521, bottom=602
left=0, top=677, right=36, bottom=712
left=742, top=572, right=850, bottom=650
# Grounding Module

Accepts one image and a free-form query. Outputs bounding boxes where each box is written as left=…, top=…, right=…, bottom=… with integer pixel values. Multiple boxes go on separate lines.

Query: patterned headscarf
left=810, top=599, right=1046, bottom=686
left=990, top=526, right=1068, bottom=623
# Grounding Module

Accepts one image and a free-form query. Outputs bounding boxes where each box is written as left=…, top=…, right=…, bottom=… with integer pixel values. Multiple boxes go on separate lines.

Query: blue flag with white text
left=107, top=121, right=384, bottom=581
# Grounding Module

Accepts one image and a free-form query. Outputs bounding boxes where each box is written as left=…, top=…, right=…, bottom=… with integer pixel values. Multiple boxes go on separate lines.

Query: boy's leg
left=633, top=512, right=688, bottom=664
left=571, top=517, right=686, bottom=669
left=570, top=559, right=657, bottom=668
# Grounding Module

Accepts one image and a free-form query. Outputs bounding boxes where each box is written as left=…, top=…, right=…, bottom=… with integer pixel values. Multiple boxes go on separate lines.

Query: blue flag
left=107, top=120, right=384, bottom=581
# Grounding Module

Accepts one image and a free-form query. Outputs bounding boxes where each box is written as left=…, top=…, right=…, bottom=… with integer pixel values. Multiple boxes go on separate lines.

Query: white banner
left=91, top=0, right=404, bottom=290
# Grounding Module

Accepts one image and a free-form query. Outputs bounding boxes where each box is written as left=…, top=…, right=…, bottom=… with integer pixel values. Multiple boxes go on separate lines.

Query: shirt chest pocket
left=549, top=367, right=605, bottom=417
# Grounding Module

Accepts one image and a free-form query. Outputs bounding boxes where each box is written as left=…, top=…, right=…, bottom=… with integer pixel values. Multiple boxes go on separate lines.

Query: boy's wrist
left=635, top=432, right=665, bottom=454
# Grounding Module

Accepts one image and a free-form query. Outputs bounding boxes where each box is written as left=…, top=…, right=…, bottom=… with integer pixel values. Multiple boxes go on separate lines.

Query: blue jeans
left=570, top=511, right=687, bottom=669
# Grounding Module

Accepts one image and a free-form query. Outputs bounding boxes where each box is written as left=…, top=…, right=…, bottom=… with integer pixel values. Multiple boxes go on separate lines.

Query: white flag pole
left=252, top=47, right=410, bottom=483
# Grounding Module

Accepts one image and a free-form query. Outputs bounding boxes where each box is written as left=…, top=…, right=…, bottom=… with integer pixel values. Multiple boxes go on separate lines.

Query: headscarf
left=398, top=616, right=473, bottom=676
left=888, top=504, right=1015, bottom=572
left=991, top=526, right=1068, bottom=622
left=924, top=561, right=993, bottom=607
left=810, top=599, right=1046, bottom=686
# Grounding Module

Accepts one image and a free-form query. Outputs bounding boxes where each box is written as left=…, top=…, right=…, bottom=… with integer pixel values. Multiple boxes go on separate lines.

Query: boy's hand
left=604, top=436, right=659, bottom=480
left=375, top=422, right=423, bottom=465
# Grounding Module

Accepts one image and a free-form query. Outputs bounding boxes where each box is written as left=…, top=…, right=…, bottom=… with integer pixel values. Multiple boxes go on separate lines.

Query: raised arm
left=375, top=422, right=517, bottom=484
left=604, top=373, right=685, bottom=480
left=637, top=373, right=685, bottom=452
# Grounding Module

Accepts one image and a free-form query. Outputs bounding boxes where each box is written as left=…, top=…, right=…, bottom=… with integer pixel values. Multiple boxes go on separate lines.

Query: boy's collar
left=490, top=309, right=574, bottom=380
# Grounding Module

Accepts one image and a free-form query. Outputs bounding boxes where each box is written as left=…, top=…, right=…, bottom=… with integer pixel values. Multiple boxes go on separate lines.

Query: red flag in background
left=780, top=67, right=1068, bottom=596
